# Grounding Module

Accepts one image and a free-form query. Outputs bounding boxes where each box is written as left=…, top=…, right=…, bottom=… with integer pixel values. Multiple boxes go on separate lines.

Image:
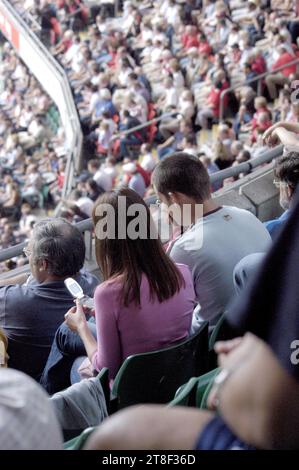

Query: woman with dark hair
left=40, top=189, right=195, bottom=393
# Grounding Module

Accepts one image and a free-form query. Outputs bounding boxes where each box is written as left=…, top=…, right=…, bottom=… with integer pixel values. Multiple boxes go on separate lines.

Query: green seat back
left=168, top=367, right=221, bottom=408
left=198, top=368, right=221, bottom=409
left=111, top=322, right=209, bottom=410
left=208, top=313, right=235, bottom=369
left=64, top=427, right=95, bottom=450
left=97, top=367, right=110, bottom=413
left=167, top=377, right=198, bottom=407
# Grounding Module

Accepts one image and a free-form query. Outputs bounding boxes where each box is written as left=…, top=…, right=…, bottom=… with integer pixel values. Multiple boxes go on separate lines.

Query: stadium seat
left=199, top=369, right=221, bottom=410
left=208, top=313, right=234, bottom=370
left=64, top=367, right=219, bottom=449
left=109, top=322, right=209, bottom=412
left=97, top=367, right=110, bottom=414
left=64, top=426, right=95, bottom=450
left=168, top=368, right=220, bottom=408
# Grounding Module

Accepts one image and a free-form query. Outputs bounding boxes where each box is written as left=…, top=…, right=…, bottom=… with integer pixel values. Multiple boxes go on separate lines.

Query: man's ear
left=37, top=258, right=49, bottom=272
left=168, top=191, right=181, bottom=205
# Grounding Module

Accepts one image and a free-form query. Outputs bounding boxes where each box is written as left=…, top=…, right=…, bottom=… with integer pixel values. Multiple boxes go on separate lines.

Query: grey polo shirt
left=169, top=206, right=271, bottom=325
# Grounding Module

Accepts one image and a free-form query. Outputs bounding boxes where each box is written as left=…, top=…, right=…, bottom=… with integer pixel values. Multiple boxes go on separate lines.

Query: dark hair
left=88, top=159, right=101, bottom=169
left=152, top=152, right=211, bottom=202
left=87, top=178, right=104, bottom=198
left=121, top=58, right=131, bottom=68
left=128, top=72, right=138, bottom=81
left=184, top=134, right=196, bottom=146
left=238, top=150, right=251, bottom=162
left=275, top=152, right=299, bottom=191
left=32, top=218, right=85, bottom=278
left=92, top=188, right=184, bottom=307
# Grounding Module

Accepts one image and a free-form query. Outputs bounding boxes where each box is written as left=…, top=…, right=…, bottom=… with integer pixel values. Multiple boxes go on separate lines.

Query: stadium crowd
left=0, top=0, right=299, bottom=452
left=0, top=40, right=70, bottom=272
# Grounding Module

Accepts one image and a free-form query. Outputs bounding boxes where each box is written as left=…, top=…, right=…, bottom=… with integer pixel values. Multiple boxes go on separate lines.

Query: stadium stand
left=0, top=0, right=299, bottom=452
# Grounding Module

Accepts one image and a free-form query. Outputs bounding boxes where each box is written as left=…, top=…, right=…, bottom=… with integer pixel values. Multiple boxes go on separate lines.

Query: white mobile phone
left=64, top=277, right=94, bottom=309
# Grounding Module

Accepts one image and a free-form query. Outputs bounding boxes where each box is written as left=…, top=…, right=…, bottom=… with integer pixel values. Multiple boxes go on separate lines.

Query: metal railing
left=106, top=111, right=178, bottom=154
left=209, top=144, right=283, bottom=184
left=0, top=218, right=94, bottom=264
left=219, top=57, right=299, bottom=122
left=1, top=0, right=83, bottom=200
left=0, top=144, right=283, bottom=267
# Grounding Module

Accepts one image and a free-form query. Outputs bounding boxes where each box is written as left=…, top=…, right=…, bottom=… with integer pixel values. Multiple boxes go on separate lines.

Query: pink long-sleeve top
left=91, top=263, right=195, bottom=379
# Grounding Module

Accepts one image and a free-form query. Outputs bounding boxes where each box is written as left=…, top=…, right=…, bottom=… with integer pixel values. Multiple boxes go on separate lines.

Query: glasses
left=23, top=246, right=32, bottom=257
left=273, top=180, right=288, bottom=189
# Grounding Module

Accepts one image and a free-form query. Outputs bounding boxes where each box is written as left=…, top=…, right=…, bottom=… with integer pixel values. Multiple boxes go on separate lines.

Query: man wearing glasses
left=233, top=151, right=299, bottom=295
left=0, top=218, right=99, bottom=382
left=265, top=151, right=299, bottom=239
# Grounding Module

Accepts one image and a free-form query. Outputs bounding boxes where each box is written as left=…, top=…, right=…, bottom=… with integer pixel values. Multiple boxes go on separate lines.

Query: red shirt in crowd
left=251, top=107, right=272, bottom=130
left=252, top=56, right=266, bottom=74
left=181, top=33, right=200, bottom=49
left=272, top=52, right=297, bottom=76
left=198, top=41, right=212, bottom=55
left=208, top=82, right=229, bottom=118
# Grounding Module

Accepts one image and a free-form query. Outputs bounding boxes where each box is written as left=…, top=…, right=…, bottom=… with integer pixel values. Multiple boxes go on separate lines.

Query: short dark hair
left=152, top=152, right=211, bottom=202
left=275, top=152, right=299, bottom=190
left=32, top=218, right=85, bottom=278
left=128, top=72, right=138, bottom=81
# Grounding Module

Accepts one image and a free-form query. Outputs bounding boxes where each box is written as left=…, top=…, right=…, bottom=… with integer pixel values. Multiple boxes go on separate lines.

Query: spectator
left=265, top=45, right=296, bottom=100
left=0, top=369, right=62, bottom=450
left=139, top=143, right=156, bottom=173
left=152, top=153, right=271, bottom=328
left=122, top=161, right=146, bottom=197
left=0, top=218, right=98, bottom=380
left=84, top=188, right=299, bottom=452
left=196, top=73, right=228, bottom=129
left=40, top=188, right=195, bottom=393
left=263, top=152, right=299, bottom=238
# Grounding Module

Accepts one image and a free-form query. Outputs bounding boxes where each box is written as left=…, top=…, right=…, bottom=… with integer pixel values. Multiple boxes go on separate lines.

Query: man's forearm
left=276, top=127, right=299, bottom=148
left=219, top=340, right=299, bottom=449
left=275, top=121, right=299, bottom=134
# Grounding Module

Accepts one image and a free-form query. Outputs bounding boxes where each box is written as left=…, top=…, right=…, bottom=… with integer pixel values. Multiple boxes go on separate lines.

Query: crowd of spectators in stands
left=7, top=1, right=299, bottom=210
left=12, top=0, right=299, bottom=196
left=1, top=0, right=299, bottom=452
left=0, top=39, right=70, bottom=272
